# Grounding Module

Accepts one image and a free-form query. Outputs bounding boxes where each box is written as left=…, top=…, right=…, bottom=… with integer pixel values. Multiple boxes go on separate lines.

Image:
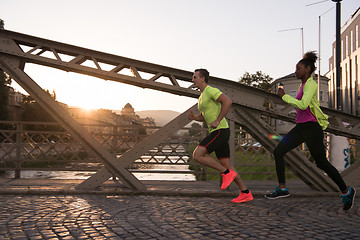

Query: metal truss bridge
left=1, top=29, right=359, bottom=192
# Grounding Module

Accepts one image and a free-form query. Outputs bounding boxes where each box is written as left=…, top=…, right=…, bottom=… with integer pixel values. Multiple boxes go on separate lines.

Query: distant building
left=271, top=73, right=329, bottom=135
left=121, top=103, right=156, bottom=133
left=121, top=103, right=140, bottom=120
left=121, top=102, right=156, bottom=128
left=326, top=7, right=360, bottom=115
left=7, top=87, right=23, bottom=120
left=68, top=103, right=156, bottom=134
left=68, top=108, right=130, bottom=125
left=6, top=90, right=156, bottom=134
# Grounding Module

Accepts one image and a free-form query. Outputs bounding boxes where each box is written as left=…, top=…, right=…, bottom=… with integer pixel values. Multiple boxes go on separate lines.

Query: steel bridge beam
left=0, top=30, right=358, bottom=139
left=227, top=105, right=338, bottom=192
left=0, top=54, right=146, bottom=191
left=1, top=29, right=359, bottom=191
left=76, top=104, right=198, bottom=190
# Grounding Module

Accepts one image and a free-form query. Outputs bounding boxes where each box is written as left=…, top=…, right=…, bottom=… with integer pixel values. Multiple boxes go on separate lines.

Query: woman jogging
left=265, top=51, right=356, bottom=211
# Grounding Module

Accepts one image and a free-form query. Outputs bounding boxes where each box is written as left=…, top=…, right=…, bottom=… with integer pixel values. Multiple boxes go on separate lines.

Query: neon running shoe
left=264, top=186, right=290, bottom=199
left=340, top=187, right=356, bottom=211
left=221, top=169, right=237, bottom=190
left=232, top=191, right=254, bottom=203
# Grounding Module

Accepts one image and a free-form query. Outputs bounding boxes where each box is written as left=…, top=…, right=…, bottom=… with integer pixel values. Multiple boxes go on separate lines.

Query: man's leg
left=193, top=146, right=227, bottom=172
left=219, top=157, right=254, bottom=202
left=195, top=129, right=237, bottom=190
left=219, top=157, right=247, bottom=191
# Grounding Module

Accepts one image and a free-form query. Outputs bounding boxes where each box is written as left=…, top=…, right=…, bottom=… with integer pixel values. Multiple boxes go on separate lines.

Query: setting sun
left=11, top=64, right=195, bottom=113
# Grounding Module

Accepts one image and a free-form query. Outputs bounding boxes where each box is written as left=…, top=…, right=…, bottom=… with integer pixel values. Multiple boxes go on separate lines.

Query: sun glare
left=10, top=64, right=196, bottom=114
left=80, top=105, right=98, bottom=111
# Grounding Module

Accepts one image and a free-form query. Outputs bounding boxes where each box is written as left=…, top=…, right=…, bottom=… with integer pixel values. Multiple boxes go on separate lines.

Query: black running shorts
left=199, top=128, right=230, bottom=159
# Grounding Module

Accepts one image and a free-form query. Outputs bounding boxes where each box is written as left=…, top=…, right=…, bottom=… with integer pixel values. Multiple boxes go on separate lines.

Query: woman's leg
left=273, top=125, right=304, bottom=186
left=303, top=123, right=348, bottom=193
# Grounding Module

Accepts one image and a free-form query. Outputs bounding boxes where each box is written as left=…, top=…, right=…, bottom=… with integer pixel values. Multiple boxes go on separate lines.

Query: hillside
left=136, top=110, right=180, bottom=126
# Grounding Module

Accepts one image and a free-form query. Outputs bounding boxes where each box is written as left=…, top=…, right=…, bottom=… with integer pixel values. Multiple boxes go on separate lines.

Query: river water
left=5, top=167, right=197, bottom=181
left=4, top=148, right=197, bottom=181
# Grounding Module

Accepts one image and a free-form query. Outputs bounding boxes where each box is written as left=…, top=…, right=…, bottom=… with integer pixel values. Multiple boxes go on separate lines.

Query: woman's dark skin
left=278, top=62, right=311, bottom=98
left=276, top=61, right=311, bottom=190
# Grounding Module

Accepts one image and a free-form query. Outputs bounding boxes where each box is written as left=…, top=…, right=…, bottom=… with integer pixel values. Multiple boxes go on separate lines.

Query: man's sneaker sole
left=232, top=192, right=254, bottom=203
left=232, top=197, right=253, bottom=203
left=264, top=194, right=290, bottom=200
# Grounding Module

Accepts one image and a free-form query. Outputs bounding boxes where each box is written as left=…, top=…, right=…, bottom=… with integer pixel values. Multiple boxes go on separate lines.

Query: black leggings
left=273, top=122, right=347, bottom=192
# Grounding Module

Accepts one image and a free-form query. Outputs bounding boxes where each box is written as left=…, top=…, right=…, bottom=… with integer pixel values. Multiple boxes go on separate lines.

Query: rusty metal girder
left=0, top=29, right=358, bottom=140
left=76, top=105, right=198, bottom=189
left=227, top=105, right=338, bottom=192
left=0, top=54, right=146, bottom=191
left=0, top=29, right=359, bottom=191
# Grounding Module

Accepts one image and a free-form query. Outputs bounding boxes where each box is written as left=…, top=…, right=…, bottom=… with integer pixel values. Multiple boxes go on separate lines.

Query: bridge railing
left=0, top=120, right=357, bottom=180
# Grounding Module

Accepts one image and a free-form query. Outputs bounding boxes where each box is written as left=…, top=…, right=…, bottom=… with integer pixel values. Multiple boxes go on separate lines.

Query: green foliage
left=187, top=143, right=297, bottom=181
left=21, top=97, right=54, bottom=122
left=20, top=91, right=63, bottom=131
left=234, top=151, right=274, bottom=180
left=0, top=71, right=11, bottom=121
left=238, top=71, right=273, bottom=91
left=189, top=122, right=202, bottom=136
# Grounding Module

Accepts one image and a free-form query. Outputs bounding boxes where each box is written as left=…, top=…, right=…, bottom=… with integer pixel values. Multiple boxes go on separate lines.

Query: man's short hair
left=195, top=69, right=209, bottom=83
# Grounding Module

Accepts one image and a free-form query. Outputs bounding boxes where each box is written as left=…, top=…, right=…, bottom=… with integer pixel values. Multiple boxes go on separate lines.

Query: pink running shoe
left=232, top=191, right=254, bottom=203
left=221, top=169, right=237, bottom=190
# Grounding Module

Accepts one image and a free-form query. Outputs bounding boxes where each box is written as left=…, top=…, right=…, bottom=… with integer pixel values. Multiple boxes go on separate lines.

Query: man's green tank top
left=198, top=85, right=229, bottom=133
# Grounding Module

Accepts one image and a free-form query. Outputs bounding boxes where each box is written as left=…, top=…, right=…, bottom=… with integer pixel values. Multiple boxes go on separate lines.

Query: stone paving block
left=0, top=195, right=359, bottom=239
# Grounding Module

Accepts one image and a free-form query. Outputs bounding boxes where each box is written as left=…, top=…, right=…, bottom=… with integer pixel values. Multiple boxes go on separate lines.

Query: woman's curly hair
left=299, top=51, right=318, bottom=74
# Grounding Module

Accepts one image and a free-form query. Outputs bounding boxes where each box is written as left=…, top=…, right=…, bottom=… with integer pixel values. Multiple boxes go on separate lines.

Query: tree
left=21, top=90, right=57, bottom=122
left=0, top=19, right=12, bottom=122
left=189, top=122, right=202, bottom=136
left=238, top=71, right=273, bottom=91
left=238, top=71, right=273, bottom=125
left=21, top=90, right=64, bottom=132
left=0, top=19, right=14, bottom=132
left=0, top=70, right=11, bottom=121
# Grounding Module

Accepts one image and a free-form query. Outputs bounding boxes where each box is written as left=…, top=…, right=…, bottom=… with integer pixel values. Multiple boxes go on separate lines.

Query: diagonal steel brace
left=0, top=54, right=146, bottom=191
left=228, top=105, right=338, bottom=192
left=76, top=104, right=198, bottom=189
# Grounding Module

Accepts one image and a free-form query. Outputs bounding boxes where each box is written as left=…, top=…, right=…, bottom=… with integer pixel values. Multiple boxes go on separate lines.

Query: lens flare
left=268, top=134, right=283, bottom=141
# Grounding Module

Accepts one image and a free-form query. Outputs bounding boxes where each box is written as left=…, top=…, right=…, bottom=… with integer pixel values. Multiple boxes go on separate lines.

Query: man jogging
left=188, top=69, right=253, bottom=203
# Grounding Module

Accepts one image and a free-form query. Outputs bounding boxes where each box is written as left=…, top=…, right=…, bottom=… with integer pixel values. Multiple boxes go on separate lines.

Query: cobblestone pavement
left=0, top=195, right=359, bottom=240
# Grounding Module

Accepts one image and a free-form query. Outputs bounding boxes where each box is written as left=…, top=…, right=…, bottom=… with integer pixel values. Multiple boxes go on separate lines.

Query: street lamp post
left=279, top=27, right=304, bottom=57
left=332, top=0, right=342, bottom=111
left=318, top=7, right=334, bottom=101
